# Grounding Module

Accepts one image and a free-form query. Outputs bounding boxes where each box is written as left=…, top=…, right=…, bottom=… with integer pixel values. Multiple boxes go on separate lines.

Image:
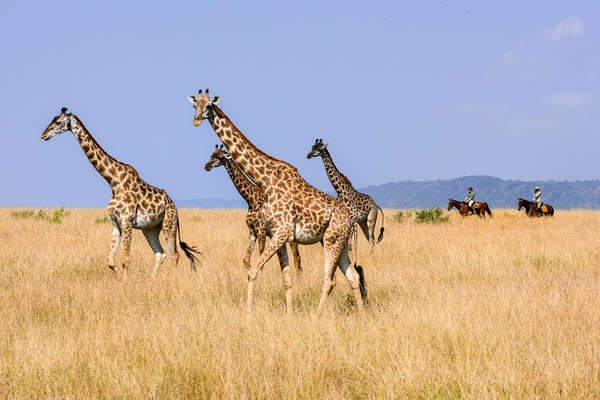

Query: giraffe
left=306, top=139, right=384, bottom=259
left=41, top=107, right=200, bottom=278
left=204, top=144, right=302, bottom=273
left=188, top=89, right=367, bottom=314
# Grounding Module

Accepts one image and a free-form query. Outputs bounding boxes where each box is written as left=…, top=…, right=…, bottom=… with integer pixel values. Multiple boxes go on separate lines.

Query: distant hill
left=175, top=198, right=246, bottom=209
left=177, top=176, right=600, bottom=210
left=360, top=176, right=600, bottom=209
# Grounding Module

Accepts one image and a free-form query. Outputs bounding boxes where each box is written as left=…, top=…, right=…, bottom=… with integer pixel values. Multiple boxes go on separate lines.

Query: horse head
left=517, top=198, right=528, bottom=211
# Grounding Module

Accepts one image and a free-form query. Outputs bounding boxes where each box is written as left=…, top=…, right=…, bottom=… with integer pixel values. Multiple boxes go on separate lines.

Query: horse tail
left=176, top=214, right=201, bottom=271
left=376, top=206, right=385, bottom=243
left=485, top=202, right=493, bottom=217
left=354, top=264, right=368, bottom=307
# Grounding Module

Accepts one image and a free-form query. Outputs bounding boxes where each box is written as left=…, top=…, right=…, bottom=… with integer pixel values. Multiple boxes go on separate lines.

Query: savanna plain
left=1, top=208, right=599, bottom=399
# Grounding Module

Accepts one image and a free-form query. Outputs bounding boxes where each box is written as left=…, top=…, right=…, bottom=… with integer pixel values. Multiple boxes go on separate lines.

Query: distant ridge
left=359, top=175, right=600, bottom=209
left=175, top=197, right=246, bottom=209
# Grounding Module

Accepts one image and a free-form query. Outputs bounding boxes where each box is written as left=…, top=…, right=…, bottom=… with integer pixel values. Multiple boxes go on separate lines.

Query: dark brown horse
left=448, top=199, right=493, bottom=218
left=517, top=198, right=554, bottom=217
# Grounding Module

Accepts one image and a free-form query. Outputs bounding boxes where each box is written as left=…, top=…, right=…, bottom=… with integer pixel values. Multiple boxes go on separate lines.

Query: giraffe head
left=41, top=107, right=72, bottom=141
left=204, top=144, right=231, bottom=171
left=306, top=138, right=328, bottom=159
left=187, top=89, right=220, bottom=126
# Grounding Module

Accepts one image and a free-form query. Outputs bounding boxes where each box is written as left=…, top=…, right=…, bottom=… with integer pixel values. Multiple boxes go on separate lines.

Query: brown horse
left=517, top=198, right=554, bottom=217
left=448, top=199, right=493, bottom=218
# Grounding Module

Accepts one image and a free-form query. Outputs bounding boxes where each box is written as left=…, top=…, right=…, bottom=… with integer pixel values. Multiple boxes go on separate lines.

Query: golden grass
left=1, top=208, right=599, bottom=399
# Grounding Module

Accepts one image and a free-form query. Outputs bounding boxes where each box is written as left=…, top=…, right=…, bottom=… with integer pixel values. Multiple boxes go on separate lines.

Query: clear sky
left=1, top=1, right=598, bottom=206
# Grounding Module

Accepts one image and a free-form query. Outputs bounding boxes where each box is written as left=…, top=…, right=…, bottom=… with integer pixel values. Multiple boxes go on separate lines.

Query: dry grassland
left=1, top=208, right=599, bottom=399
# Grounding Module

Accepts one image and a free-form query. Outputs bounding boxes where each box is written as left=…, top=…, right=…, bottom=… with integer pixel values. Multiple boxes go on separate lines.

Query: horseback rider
left=464, top=187, right=476, bottom=214
left=533, top=186, right=542, bottom=212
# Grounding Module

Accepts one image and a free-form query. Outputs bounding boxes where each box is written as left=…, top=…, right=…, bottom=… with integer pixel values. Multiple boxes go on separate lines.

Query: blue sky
left=1, top=1, right=598, bottom=206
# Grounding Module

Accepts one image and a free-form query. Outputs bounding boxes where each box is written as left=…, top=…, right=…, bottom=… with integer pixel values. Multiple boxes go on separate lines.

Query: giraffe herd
left=40, top=89, right=385, bottom=315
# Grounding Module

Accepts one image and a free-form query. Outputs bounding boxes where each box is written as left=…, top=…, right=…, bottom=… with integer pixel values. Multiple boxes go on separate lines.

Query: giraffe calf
left=307, top=138, right=385, bottom=264
left=204, top=145, right=302, bottom=273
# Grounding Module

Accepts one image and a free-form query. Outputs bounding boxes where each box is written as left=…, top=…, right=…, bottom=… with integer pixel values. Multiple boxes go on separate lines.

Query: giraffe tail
left=354, top=264, right=368, bottom=307
left=176, top=216, right=201, bottom=271
left=376, top=206, right=385, bottom=243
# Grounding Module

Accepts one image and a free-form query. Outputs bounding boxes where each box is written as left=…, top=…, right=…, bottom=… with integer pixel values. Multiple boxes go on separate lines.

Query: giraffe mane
left=71, top=114, right=135, bottom=176
left=213, top=105, right=298, bottom=172
left=323, top=147, right=353, bottom=188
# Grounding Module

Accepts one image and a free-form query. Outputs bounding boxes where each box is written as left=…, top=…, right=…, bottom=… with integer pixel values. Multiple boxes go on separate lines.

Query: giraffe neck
left=208, top=105, right=291, bottom=189
left=320, top=149, right=355, bottom=198
left=222, top=158, right=259, bottom=207
left=69, top=115, right=122, bottom=187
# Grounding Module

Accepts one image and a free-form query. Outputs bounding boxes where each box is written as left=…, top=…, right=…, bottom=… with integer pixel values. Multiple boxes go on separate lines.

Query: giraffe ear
left=187, top=96, right=197, bottom=106
left=211, top=96, right=220, bottom=105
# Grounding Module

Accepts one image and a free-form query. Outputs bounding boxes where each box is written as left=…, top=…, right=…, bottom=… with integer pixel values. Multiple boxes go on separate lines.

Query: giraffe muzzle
left=193, top=120, right=202, bottom=127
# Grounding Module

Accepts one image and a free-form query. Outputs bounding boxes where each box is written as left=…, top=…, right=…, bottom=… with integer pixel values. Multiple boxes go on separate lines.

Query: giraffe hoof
left=108, top=265, right=116, bottom=271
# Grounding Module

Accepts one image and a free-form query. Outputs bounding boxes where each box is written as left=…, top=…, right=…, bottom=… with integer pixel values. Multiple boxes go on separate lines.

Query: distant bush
left=415, top=208, right=449, bottom=224
left=10, top=208, right=71, bottom=223
left=45, top=208, right=71, bottom=224
left=10, top=209, right=35, bottom=219
left=95, top=215, right=111, bottom=224
left=189, top=215, right=202, bottom=222
left=394, top=210, right=413, bottom=223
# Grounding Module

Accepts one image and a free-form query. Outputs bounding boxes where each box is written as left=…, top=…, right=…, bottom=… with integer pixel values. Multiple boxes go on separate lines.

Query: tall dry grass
left=0, top=208, right=599, bottom=399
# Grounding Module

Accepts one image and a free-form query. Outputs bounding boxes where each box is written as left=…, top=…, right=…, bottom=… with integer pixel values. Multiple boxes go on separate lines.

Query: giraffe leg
left=256, top=219, right=267, bottom=258
left=289, top=241, right=302, bottom=275
left=317, top=224, right=364, bottom=314
left=142, top=226, right=166, bottom=278
left=352, top=223, right=359, bottom=266
left=367, top=206, right=378, bottom=253
left=247, top=230, right=290, bottom=313
left=357, top=221, right=370, bottom=258
left=316, top=244, right=340, bottom=315
left=107, top=218, right=122, bottom=272
left=162, top=208, right=180, bottom=270
left=276, top=245, right=294, bottom=315
left=338, top=245, right=367, bottom=310
left=118, top=218, right=133, bottom=280
left=358, top=221, right=370, bottom=242
left=243, top=230, right=257, bottom=269
left=243, top=212, right=264, bottom=269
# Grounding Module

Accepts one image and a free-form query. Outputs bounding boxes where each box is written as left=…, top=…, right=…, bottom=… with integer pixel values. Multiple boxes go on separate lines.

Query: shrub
left=415, top=208, right=449, bottom=224
left=95, top=215, right=111, bottom=224
left=10, top=209, right=35, bottom=219
left=394, top=210, right=413, bottom=223
left=11, top=208, right=71, bottom=223
left=46, top=208, right=71, bottom=224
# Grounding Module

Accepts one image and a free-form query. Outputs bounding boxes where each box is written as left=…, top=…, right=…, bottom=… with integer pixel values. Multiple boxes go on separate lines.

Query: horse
left=448, top=199, right=493, bottom=218
left=517, top=198, right=554, bottom=217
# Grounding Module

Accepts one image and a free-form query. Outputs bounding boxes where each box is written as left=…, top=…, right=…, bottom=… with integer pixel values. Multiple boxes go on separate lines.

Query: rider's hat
left=468, top=187, right=473, bottom=191
left=535, top=186, right=540, bottom=190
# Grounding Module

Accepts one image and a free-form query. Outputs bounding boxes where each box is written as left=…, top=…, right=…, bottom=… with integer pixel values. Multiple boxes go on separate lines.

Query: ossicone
left=61, top=107, right=68, bottom=113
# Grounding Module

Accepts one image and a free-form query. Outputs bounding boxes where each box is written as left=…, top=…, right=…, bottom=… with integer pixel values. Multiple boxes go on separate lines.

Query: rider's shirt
left=533, top=191, right=541, bottom=203
left=464, top=192, right=474, bottom=203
